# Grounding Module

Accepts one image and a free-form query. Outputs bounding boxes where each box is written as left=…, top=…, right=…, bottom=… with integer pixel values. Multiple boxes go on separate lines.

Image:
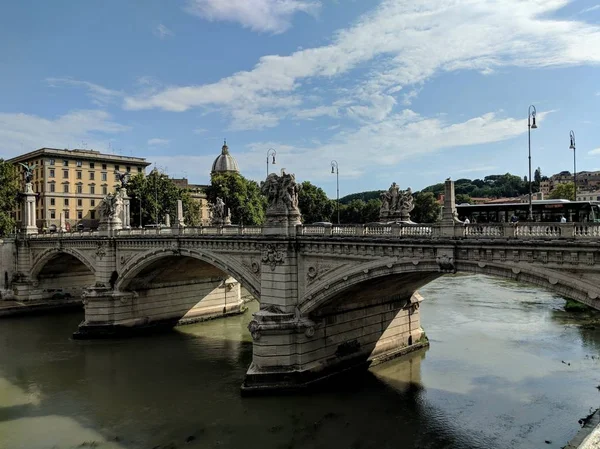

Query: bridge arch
left=29, top=248, right=96, bottom=300
left=30, top=247, right=96, bottom=280
left=300, top=258, right=599, bottom=315
left=116, top=247, right=260, bottom=299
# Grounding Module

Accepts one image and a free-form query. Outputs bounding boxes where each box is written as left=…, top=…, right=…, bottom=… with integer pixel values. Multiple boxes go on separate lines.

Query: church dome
left=211, top=140, right=240, bottom=174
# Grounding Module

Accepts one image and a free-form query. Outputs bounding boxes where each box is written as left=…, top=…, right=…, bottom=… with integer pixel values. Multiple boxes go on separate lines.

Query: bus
left=455, top=200, right=600, bottom=223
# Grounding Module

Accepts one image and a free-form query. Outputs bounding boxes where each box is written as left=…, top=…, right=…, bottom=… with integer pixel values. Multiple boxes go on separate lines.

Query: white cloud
left=455, top=166, right=498, bottom=174
left=148, top=138, right=170, bottom=146
left=0, top=110, right=129, bottom=159
left=46, top=77, right=122, bottom=106
left=154, top=110, right=539, bottom=186
left=588, top=147, right=600, bottom=155
left=124, top=0, right=600, bottom=131
left=154, top=24, right=174, bottom=39
left=183, top=0, right=320, bottom=33
left=580, top=4, right=600, bottom=13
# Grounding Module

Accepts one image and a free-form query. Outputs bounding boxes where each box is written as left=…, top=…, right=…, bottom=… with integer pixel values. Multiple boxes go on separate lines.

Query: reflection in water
left=1, top=274, right=599, bottom=449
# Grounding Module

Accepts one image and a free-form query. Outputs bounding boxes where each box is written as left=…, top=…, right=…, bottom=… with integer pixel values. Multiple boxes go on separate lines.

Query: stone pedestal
left=21, top=184, right=38, bottom=235
left=120, top=190, right=131, bottom=229
left=59, top=212, right=67, bottom=232
left=437, top=178, right=462, bottom=237
left=165, top=213, right=171, bottom=228
left=175, top=199, right=185, bottom=228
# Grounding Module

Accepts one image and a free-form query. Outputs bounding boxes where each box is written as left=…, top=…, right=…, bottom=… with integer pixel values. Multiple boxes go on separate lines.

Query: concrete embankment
left=565, top=409, right=600, bottom=448
left=0, top=299, right=82, bottom=317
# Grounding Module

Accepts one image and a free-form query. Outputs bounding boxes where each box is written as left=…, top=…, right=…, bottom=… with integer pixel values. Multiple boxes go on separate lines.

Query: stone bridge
left=5, top=179, right=600, bottom=392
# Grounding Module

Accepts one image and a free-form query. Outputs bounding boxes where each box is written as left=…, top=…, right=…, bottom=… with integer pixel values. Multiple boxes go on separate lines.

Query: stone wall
left=0, top=239, right=16, bottom=299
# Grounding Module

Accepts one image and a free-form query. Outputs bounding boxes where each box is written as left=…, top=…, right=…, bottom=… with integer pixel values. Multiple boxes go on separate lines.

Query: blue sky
left=1, top=0, right=600, bottom=197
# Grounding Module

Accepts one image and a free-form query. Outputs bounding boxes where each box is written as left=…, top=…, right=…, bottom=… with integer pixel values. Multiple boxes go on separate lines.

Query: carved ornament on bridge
left=95, top=242, right=107, bottom=260
left=306, top=260, right=334, bottom=285
left=262, top=244, right=285, bottom=271
left=436, top=254, right=456, bottom=273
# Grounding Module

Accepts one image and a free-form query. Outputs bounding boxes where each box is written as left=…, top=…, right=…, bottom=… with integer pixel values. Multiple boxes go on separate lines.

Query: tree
left=0, top=160, right=19, bottom=236
left=455, top=194, right=472, bottom=205
left=411, top=192, right=441, bottom=223
left=127, top=170, right=202, bottom=227
left=548, top=182, right=575, bottom=201
left=298, top=181, right=335, bottom=224
left=206, top=172, right=266, bottom=225
left=534, top=167, right=542, bottom=192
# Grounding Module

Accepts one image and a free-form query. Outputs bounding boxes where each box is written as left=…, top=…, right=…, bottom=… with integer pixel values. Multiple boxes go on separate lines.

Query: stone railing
left=23, top=222, right=600, bottom=240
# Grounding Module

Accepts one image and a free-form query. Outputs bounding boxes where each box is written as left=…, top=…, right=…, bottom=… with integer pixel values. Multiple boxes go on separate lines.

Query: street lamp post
left=527, top=105, right=538, bottom=221
left=266, top=148, right=276, bottom=178
left=570, top=130, right=577, bottom=201
left=330, top=160, right=339, bottom=224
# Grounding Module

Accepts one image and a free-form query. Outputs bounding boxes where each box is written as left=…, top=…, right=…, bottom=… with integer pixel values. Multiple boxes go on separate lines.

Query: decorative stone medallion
left=262, top=244, right=285, bottom=271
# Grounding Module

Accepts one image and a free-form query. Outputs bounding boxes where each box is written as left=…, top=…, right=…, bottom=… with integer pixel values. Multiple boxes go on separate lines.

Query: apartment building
left=8, top=148, right=151, bottom=230
left=171, top=178, right=211, bottom=225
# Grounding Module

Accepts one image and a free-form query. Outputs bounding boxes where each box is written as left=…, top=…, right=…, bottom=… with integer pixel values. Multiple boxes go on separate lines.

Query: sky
left=1, top=0, right=600, bottom=198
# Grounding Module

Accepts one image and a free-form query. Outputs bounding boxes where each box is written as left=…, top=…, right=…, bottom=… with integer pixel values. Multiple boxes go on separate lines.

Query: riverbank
left=565, top=409, right=600, bottom=448
left=0, top=299, right=82, bottom=317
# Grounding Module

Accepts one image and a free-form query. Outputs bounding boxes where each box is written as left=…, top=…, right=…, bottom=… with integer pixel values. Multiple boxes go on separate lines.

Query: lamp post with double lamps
left=527, top=105, right=538, bottom=221
left=266, top=148, right=276, bottom=178
left=330, top=160, right=339, bottom=224
left=569, top=130, right=577, bottom=201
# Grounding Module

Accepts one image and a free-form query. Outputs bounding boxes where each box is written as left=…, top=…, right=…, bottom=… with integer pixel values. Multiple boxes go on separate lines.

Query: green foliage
left=564, top=299, right=589, bottom=312
left=411, top=192, right=441, bottom=223
left=339, top=199, right=382, bottom=224
left=206, top=172, right=266, bottom=225
left=298, top=181, right=335, bottom=224
left=0, top=160, right=19, bottom=236
left=127, top=171, right=202, bottom=227
left=548, top=182, right=575, bottom=201
left=339, top=190, right=384, bottom=205
left=422, top=173, right=529, bottom=199
left=455, top=194, right=472, bottom=204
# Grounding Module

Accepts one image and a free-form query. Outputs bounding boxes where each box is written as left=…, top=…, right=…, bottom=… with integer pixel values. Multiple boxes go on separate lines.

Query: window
left=76, top=160, right=82, bottom=167
left=63, top=184, right=69, bottom=193
left=49, top=159, right=55, bottom=166
left=114, top=165, right=120, bottom=171
left=101, top=172, right=107, bottom=181
left=76, top=171, right=82, bottom=179
left=89, top=162, right=95, bottom=169
left=49, top=169, right=55, bottom=178
left=89, top=172, right=95, bottom=180
left=63, top=170, right=68, bottom=178
left=76, top=185, right=83, bottom=194
left=90, top=210, right=96, bottom=220
left=64, top=198, right=69, bottom=206
left=114, top=173, right=119, bottom=182
left=90, top=199, right=95, bottom=207
left=90, top=185, right=95, bottom=194
left=102, top=163, right=107, bottom=170
left=63, top=160, right=69, bottom=167
left=126, top=166, right=131, bottom=172
left=137, top=167, right=142, bottom=173
left=77, top=199, right=82, bottom=207
left=50, top=198, right=55, bottom=206
left=49, top=183, right=55, bottom=193
left=64, top=210, right=70, bottom=219
left=102, top=185, right=108, bottom=195
left=77, top=211, right=83, bottom=220
left=50, top=210, right=56, bottom=219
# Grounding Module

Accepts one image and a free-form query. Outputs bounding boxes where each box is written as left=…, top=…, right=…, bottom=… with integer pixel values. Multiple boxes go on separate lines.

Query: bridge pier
left=75, top=277, right=246, bottom=338
left=243, top=291, right=427, bottom=393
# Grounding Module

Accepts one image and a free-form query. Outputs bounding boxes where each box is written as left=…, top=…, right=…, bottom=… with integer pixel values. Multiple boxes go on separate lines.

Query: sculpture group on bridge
left=210, top=197, right=231, bottom=226
left=379, top=182, right=414, bottom=222
left=261, top=171, right=302, bottom=229
left=98, top=192, right=124, bottom=221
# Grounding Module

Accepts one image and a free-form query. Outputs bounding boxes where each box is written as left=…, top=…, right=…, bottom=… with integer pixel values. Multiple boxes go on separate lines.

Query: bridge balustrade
left=574, top=224, right=600, bottom=237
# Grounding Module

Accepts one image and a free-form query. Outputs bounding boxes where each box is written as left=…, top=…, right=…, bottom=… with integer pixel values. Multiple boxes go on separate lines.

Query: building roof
left=7, top=148, right=152, bottom=166
left=211, top=140, right=240, bottom=174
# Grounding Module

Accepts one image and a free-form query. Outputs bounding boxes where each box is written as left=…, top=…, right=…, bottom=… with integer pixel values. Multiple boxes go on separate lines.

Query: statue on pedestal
left=210, top=197, right=231, bottom=225
left=18, top=162, right=37, bottom=184
left=98, top=192, right=124, bottom=231
left=115, top=171, right=130, bottom=190
left=261, top=172, right=301, bottom=229
left=379, top=182, right=414, bottom=222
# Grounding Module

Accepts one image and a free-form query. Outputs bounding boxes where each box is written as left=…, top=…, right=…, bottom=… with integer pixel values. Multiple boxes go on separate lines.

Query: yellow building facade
left=8, top=148, right=151, bottom=231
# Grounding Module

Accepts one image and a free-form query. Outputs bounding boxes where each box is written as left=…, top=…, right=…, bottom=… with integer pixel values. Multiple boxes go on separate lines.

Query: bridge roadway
left=4, top=216, right=599, bottom=392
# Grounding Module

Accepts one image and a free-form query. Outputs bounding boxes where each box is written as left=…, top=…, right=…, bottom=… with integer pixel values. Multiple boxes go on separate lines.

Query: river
left=1, top=274, right=599, bottom=449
